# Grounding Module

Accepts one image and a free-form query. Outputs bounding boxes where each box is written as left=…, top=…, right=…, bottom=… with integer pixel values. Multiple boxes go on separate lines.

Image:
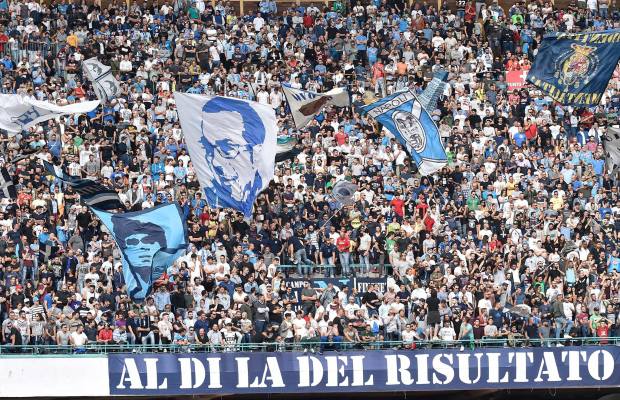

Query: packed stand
left=1, top=0, right=620, bottom=352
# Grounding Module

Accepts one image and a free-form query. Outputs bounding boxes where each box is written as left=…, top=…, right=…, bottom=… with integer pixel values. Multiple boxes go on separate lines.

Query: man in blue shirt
left=513, top=130, right=527, bottom=147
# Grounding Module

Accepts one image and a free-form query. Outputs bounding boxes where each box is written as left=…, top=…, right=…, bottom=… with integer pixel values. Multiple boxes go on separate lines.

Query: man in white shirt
left=71, top=325, right=88, bottom=351
left=253, top=12, right=265, bottom=31
left=439, top=321, right=456, bottom=342
left=344, top=297, right=360, bottom=319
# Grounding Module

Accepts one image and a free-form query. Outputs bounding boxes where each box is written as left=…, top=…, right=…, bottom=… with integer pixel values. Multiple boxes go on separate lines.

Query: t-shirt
left=439, top=326, right=456, bottom=341
left=71, top=331, right=88, bottom=346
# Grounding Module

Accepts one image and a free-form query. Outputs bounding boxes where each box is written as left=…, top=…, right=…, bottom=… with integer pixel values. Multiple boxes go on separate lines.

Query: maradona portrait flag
left=92, top=204, right=188, bottom=301
left=174, top=93, right=277, bottom=218
left=527, top=29, right=620, bottom=106
left=360, top=90, right=447, bottom=176
left=282, top=84, right=350, bottom=128
left=0, top=94, right=99, bottom=133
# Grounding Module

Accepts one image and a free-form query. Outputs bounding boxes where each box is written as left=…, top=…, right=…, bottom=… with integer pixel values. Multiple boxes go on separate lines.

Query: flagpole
left=319, top=201, right=345, bottom=230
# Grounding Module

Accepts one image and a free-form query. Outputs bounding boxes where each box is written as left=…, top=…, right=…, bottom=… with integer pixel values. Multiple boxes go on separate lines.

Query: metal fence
left=1, top=337, right=617, bottom=355
left=0, top=41, right=60, bottom=65
left=276, top=263, right=389, bottom=276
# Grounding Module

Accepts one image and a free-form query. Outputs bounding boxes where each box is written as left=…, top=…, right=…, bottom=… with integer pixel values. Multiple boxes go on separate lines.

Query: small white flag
left=83, top=58, right=121, bottom=101
left=282, top=84, right=350, bottom=128
left=604, top=126, right=620, bottom=172
left=332, top=180, right=358, bottom=206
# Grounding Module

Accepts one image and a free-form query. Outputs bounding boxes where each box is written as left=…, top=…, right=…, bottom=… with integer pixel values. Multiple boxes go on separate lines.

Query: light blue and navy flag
left=174, top=93, right=277, bottom=218
left=275, top=135, right=301, bottom=163
left=43, top=160, right=124, bottom=210
left=360, top=90, right=447, bottom=176
left=92, top=203, right=188, bottom=301
left=527, top=29, right=620, bottom=106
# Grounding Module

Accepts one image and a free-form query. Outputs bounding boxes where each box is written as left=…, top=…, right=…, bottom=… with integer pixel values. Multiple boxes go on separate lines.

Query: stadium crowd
left=1, top=0, right=620, bottom=353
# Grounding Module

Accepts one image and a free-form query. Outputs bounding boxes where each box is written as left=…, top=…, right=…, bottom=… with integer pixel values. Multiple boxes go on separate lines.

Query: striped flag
left=275, top=135, right=301, bottom=162
left=43, top=161, right=124, bottom=210
left=0, top=168, right=16, bottom=199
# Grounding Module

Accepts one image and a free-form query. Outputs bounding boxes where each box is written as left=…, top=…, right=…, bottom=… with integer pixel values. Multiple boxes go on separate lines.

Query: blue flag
left=418, top=70, right=448, bottom=112
left=527, top=29, right=620, bottom=106
left=92, top=204, right=188, bottom=301
left=360, top=90, right=447, bottom=176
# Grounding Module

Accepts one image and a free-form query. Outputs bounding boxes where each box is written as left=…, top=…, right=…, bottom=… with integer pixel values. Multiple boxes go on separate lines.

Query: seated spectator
left=113, top=325, right=128, bottom=345
left=97, top=323, right=113, bottom=345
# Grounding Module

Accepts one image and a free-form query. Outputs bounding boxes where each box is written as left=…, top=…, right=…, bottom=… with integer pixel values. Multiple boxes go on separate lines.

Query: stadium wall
left=0, top=346, right=619, bottom=397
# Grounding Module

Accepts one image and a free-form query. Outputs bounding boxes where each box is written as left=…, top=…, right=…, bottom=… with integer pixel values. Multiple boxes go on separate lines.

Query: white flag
left=83, top=57, right=111, bottom=81
left=604, top=127, right=620, bottom=171
left=83, top=58, right=121, bottom=101
left=174, top=93, right=277, bottom=218
left=0, top=94, right=100, bottom=133
left=92, top=74, right=121, bottom=101
left=332, top=180, right=358, bottom=206
left=282, top=84, right=350, bottom=128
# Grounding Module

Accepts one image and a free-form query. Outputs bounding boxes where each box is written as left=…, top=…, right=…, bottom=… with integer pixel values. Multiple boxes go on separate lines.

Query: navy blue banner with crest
left=527, top=29, right=620, bottom=106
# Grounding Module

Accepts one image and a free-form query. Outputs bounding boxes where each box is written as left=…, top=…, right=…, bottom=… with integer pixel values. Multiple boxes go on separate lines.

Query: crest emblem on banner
left=555, top=43, right=598, bottom=89
left=393, top=110, right=427, bottom=152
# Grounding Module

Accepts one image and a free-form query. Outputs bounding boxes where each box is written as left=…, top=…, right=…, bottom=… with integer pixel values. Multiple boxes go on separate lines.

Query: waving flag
left=43, top=161, right=124, bottom=210
left=282, top=84, right=350, bottom=128
left=174, top=93, right=277, bottom=218
left=276, top=135, right=302, bottom=162
left=92, top=204, right=188, bottom=301
left=360, top=90, right=447, bottom=176
left=527, top=29, right=620, bottom=106
left=83, top=58, right=121, bottom=101
left=332, top=180, right=358, bottom=207
left=418, top=71, right=448, bottom=112
left=0, top=168, right=16, bottom=199
left=0, top=95, right=99, bottom=133
left=604, top=127, right=620, bottom=172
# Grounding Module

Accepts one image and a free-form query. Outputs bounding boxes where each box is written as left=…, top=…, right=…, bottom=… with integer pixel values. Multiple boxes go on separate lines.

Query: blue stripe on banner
left=108, top=346, right=620, bottom=395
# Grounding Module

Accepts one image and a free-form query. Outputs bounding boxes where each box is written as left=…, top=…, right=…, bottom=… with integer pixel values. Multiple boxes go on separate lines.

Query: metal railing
left=1, top=336, right=617, bottom=355
left=276, top=263, right=389, bottom=275
left=0, top=41, right=59, bottom=64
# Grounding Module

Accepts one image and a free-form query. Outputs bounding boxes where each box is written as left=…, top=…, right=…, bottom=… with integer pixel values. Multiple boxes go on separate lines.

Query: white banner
left=0, top=94, right=100, bottom=133
left=0, top=357, right=109, bottom=397
left=174, top=93, right=277, bottom=218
